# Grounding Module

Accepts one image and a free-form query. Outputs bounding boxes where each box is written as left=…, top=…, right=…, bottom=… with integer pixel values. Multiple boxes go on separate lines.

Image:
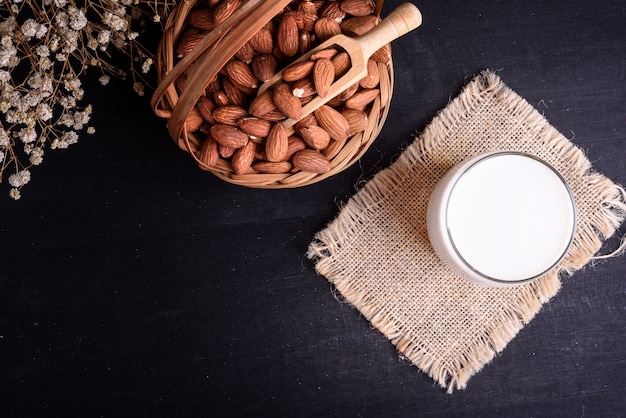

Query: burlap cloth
left=307, top=70, right=626, bottom=393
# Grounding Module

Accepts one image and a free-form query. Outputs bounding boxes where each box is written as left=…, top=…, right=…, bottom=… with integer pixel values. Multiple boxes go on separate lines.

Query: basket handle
left=153, top=0, right=292, bottom=146
left=151, top=0, right=271, bottom=118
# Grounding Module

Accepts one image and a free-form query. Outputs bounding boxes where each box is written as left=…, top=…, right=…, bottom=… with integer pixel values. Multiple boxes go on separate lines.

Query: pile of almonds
left=176, top=0, right=390, bottom=176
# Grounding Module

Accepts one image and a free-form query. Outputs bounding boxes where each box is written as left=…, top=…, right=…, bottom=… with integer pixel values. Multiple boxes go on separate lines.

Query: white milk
left=428, top=152, right=576, bottom=286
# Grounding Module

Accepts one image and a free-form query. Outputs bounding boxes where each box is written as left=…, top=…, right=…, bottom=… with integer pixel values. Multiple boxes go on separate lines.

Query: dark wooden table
left=2, top=0, right=625, bottom=416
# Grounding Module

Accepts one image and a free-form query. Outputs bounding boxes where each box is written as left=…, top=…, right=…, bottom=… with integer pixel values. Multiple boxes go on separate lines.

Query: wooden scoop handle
left=360, top=2, right=423, bottom=60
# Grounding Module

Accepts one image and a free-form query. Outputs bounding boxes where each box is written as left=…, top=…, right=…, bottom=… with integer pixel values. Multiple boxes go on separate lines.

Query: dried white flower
left=0, top=150, right=4, bottom=163
left=68, top=6, right=88, bottom=31
left=0, top=37, right=18, bottom=68
left=64, top=76, right=81, bottom=93
left=133, top=81, right=144, bottom=96
left=97, top=30, right=111, bottom=45
left=55, top=11, right=69, bottom=29
left=99, top=75, right=111, bottom=86
left=8, top=169, right=31, bottom=187
left=87, top=126, right=95, bottom=134
left=72, top=110, right=90, bottom=129
left=59, top=95, right=76, bottom=109
left=48, top=35, right=59, bottom=52
left=0, top=17, right=16, bottom=35
left=39, top=56, right=53, bottom=70
left=21, top=19, right=39, bottom=38
left=0, top=129, right=8, bottom=146
left=87, top=38, right=98, bottom=50
left=36, top=103, right=53, bottom=121
left=29, top=147, right=44, bottom=165
left=9, top=188, right=20, bottom=200
left=18, top=126, right=36, bottom=143
left=103, top=12, right=128, bottom=32
left=35, top=44, right=49, bottom=57
left=51, top=131, right=78, bottom=149
left=142, top=57, right=153, bottom=74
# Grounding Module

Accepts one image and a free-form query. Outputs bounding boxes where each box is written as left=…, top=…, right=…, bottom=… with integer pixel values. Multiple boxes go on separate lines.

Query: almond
left=231, top=140, right=256, bottom=174
left=292, top=150, right=331, bottom=173
left=252, top=160, right=292, bottom=174
left=340, top=0, right=375, bottom=17
left=299, top=30, right=313, bottom=55
left=251, top=54, right=277, bottom=83
left=294, top=112, right=319, bottom=132
left=213, top=0, right=241, bottom=25
left=311, top=47, right=339, bottom=61
left=326, top=96, right=345, bottom=108
left=237, top=117, right=272, bottom=138
left=277, top=14, right=299, bottom=57
left=254, top=147, right=266, bottom=161
left=249, top=90, right=277, bottom=116
left=256, top=110, right=287, bottom=121
left=320, top=2, right=346, bottom=21
left=370, top=43, right=391, bottom=63
left=235, top=41, right=255, bottom=64
left=176, top=29, right=204, bottom=57
left=314, top=17, right=341, bottom=42
left=219, top=144, right=236, bottom=158
left=213, top=90, right=230, bottom=107
left=340, top=15, right=378, bottom=36
left=331, top=51, right=351, bottom=78
left=273, top=83, right=302, bottom=120
left=359, top=59, right=380, bottom=89
left=185, top=107, right=204, bottom=132
left=212, top=105, right=248, bottom=125
left=265, top=123, right=289, bottom=162
left=175, top=74, right=187, bottom=93
left=226, top=59, right=259, bottom=90
left=300, top=125, right=331, bottom=150
left=205, top=75, right=220, bottom=94
left=283, top=11, right=318, bottom=32
left=228, top=78, right=257, bottom=96
left=187, top=8, right=216, bottom=30
left=337, top=82, right=359, bottom=101
left=198, top=137, right=219, bottom=167
left=282, top=60, right=315, bottom=82
left=249, top=28, right=274, bottom=54
left=210, top=123, right=249, bottom=148
left=322, top=138, right=346, bottom=159
left=313, top=58, right=335, bottom=98
left=345, top=88, right=379, bottom=110
left=298, top=1, right=319, bottom=15
left=315, top=105, right=351, bottom=141
left=283, top=135, right=307, bottom=161
left=272, top=44, right=287, bottom=63
left=292, top=77, right=316, bottom=98
left=341, top=108, right=369, bottom=132
left=222, top=77, right=248, bottom=107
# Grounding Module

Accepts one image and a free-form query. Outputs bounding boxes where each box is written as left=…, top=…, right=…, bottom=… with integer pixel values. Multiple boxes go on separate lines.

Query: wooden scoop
left=257, top=2, right=422, bottom=130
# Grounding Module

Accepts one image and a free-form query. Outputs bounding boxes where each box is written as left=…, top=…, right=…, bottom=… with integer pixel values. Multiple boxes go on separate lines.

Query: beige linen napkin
left=307, top=70, right=626, bottom=393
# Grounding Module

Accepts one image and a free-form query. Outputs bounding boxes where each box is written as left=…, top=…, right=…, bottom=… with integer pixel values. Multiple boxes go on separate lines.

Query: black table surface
left=2, top=0, right=625, bottom=416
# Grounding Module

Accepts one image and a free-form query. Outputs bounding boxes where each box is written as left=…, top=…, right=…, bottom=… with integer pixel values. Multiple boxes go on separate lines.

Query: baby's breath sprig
left=0, top=0, right=175, bottom=200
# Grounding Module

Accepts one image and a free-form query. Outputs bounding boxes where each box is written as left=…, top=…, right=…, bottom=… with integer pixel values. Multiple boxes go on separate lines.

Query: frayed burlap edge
left=307, top=70, right=626, bottom=393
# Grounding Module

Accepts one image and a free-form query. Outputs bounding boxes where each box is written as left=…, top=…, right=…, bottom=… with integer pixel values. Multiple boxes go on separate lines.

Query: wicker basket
left=151, top=0, right=394, bottom=188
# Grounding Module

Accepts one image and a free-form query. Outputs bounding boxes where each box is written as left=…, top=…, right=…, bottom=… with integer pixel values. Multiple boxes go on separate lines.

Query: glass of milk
left=427, top=151, right=577, bottom=287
